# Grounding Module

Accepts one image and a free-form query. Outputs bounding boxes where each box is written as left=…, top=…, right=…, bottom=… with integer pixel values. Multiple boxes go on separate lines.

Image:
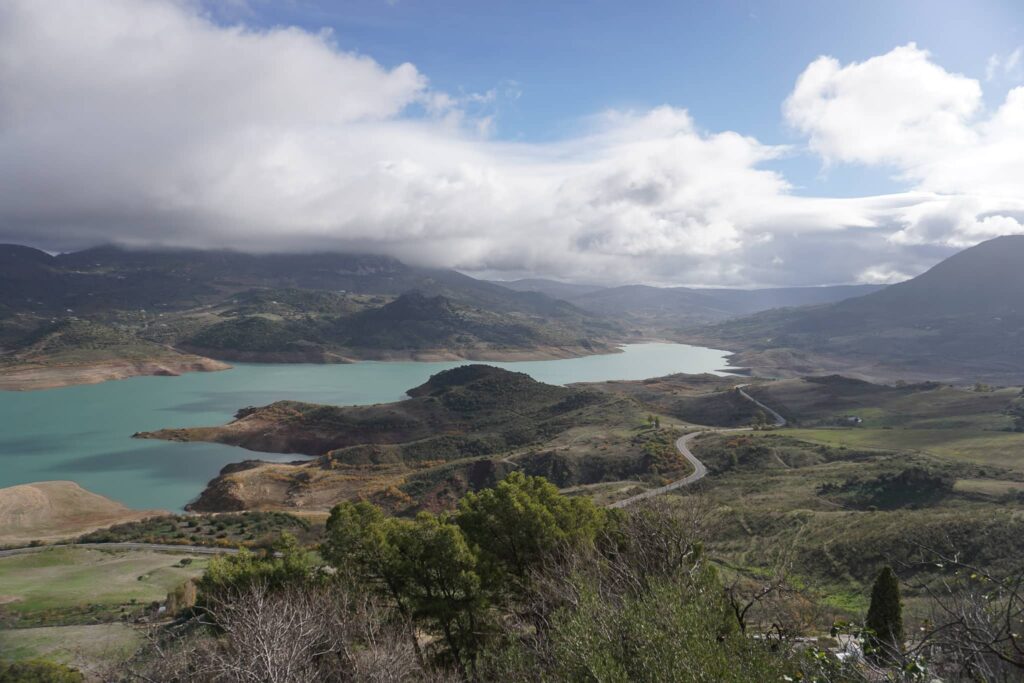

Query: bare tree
left=127, top=582, right=429, bottom=682
left=903, top=545, right=1024, bottom=682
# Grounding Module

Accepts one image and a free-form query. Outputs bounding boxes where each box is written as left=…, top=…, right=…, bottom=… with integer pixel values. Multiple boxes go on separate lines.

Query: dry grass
left=0, top=481, right=165, bottom=546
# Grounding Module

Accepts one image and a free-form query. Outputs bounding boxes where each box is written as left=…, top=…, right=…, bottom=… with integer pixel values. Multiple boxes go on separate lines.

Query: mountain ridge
left=686, top=235, right=1024, bottom=383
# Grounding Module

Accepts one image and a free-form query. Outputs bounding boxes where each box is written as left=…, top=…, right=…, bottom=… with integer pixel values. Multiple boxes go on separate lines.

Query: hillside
left=0, top=481, right=163, bottom=545
left=0, top=319, right=228, bottom=390
left=0, top=244, right=611, bottom=323
left=688, top=236, right=1024, bottom=383
left=492, top=278, right=607, bottom=299
left=0, top=245, right=623, bottom=387
left=493, top=277, right=884, bottom=330
left=181, top=292, right=614, bottom=362
left=135, top=365, right=687, bottom=513
left=564, top=283, right=885, bottom=327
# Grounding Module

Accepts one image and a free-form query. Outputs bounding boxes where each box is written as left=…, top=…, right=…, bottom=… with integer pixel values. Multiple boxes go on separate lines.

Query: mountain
left=0, top=245, right=623, bottom=388
left=183, top=292, right=614, bottom=362
left=494, top=278, right=607, bottom=300
left=689, top=236, right=1024, bottom=383
left=1, top=244, right=604, bottom=321
left=528, top=282, right=885, bottom=328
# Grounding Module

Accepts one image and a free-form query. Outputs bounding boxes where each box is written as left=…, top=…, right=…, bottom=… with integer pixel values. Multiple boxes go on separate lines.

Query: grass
left=954, top=478, right=1024, bottom=497
left=0, top=623, right=141, bottom=671
left=674, top=425, right=1024, bottom=637
left=0, top=547, right=208, bottom=627
left=783, top=427, right=1024, bottom=475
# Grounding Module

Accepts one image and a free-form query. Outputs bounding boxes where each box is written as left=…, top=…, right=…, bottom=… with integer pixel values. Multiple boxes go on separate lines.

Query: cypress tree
left=865, top=565, right=904, bottom=659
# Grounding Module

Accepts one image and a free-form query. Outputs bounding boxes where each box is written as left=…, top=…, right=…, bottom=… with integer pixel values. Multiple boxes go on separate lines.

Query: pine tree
left=865, top=565, right=904, bottom=660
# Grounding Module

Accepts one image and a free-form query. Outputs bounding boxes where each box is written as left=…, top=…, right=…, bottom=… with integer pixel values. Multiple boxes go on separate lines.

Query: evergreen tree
left=865, top=565, right=904, bottom=659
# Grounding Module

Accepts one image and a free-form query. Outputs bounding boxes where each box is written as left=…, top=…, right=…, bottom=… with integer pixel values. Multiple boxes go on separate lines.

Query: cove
left=0, top=343, right=731, bottom=511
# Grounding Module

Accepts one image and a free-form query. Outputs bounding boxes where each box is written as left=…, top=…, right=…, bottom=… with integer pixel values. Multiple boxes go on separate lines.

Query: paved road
left=608, top=430, right=710, bottom=508
left=609, top=384, right=784, bottom=509
left=737, top=385, right=787, bottom=428
left=0, top=542, right=240, bottom=559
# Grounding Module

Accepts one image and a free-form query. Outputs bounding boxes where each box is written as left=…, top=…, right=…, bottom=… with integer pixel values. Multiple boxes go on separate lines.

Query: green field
left=0, top=547, right=207, bottom=627
left=0, top=623, right=140, bottom=672
left=783, top=427, right=1024, bottom=475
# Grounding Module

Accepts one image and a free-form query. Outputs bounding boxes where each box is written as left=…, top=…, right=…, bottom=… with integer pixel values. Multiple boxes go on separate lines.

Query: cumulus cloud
left=0, top=3, right=1020, bottom=286
left=786, top=43, right=1024, bottom=254
left=785, top=44, right=982, bottom=168
left=857, top=265, right=914, bottom=285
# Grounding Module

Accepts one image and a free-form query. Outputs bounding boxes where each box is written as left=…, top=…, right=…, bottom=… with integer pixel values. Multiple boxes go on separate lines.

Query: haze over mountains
left=499, top=278, right=885, bottom=327
left=688, top=235, right=1024, bottom=383
left=3, top=236, right=1024, bottom=387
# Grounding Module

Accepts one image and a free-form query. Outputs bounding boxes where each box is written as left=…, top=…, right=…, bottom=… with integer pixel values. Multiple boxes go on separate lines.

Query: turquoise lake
left=0, top=343, right=731, bottom=511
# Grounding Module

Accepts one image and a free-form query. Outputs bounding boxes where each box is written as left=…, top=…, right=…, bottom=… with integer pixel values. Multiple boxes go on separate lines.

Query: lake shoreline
left=0, top=342, right=735, bottom=512
left=0, top=342, right=642, bottom=392
left=0, top=356, right=231, bottom=392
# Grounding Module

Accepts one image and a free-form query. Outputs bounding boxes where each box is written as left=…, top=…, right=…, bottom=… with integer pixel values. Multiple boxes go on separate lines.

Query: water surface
left=0, top=343, right=730, bottom=510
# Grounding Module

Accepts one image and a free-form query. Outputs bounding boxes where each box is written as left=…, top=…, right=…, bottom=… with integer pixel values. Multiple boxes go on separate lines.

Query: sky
left=1, top=0, right=1024, bottom=287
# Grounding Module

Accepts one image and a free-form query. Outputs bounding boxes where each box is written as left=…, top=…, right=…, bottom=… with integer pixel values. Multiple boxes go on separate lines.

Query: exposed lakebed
left=0, top=343, right=731, bottom=510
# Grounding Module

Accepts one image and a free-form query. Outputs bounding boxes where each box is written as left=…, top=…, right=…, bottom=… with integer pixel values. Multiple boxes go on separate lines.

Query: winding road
left=0, top=388, right=786, bottom=554
left=609, top=384, right=785, bottom=509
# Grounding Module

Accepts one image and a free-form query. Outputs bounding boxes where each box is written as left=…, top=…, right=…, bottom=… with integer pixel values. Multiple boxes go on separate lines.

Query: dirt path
left=609, top=384, right=785, bottom=509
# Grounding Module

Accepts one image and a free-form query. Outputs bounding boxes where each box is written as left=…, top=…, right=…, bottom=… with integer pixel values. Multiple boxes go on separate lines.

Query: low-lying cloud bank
left=1, top=1, right=1022, bottom=286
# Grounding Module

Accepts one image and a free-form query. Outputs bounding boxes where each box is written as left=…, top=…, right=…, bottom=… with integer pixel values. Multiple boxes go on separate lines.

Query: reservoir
left=0, top=343, right=731, bottom=510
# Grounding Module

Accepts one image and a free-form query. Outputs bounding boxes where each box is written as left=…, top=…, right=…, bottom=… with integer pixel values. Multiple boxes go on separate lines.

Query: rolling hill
left=182, top=291, right=613, bottom=362
left=135, top=365, right=675, bottom=513
left=0, top=481, right=163, bottom=545
left=688, top=235, right=1024, bottom=383
left=0, top=245, right=623, bottom=386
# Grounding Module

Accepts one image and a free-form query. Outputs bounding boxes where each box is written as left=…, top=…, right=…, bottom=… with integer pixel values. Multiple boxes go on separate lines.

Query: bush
left=0, top=660, right=84, bottom=682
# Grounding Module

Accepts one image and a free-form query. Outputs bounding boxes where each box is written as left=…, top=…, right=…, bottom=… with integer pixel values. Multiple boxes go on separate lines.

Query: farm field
left=0, top=623, right=141, bottom=674
left=783, top=427, right=1024, bottom=475
left=0, top=547, right=208, bottom=628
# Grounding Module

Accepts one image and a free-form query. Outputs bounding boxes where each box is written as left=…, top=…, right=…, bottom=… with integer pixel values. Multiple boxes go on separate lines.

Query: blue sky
left=239, top=0, right=1024, bottom=197
left=2, top=0, right=1024, bottom=286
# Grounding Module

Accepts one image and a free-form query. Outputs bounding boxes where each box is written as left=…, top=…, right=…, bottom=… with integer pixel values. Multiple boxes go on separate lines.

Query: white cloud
left=857, top=265, right=913, bottom=285
left=0, top=4, right=1021, bottom=287
left=786, top=43, right=1024, bottom=253
left=986, top=47, right=1023, bottom=81
left=785, top=44, right=982, bottom=168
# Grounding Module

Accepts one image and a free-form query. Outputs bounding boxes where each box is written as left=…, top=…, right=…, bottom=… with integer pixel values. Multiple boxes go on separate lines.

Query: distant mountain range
left=687, top=235, right=1024, bottom=383
left=495, top=277, right=885, bottom=328
left=0, top=244, right=594, bottom=321
left=0, top=245, right=623, bottom=386
left=6, top=237, right=1020, bottom=387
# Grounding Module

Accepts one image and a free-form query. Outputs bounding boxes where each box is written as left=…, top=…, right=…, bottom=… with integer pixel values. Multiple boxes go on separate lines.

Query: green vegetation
left=186, top=315, right=328, bottom=355
left=865, top=566, right=904, bottom=660
left=1, top=245, right=622, bottom=387
left=0, top=318, right=185, bottom=370
left=688, top=235, right=1024, bottom=384
left=0, top=625, right=139, bottom=675
left=131, top=473, right=867, bottom=681
left=819, top=466, right=955, bottom=510
left=143, top=366, right=683, bottom=513
left=78, top=511, right=317, bottom=548
left=0, top=547, right=208, bottom=627
left=0, top=659, right=84, bottom=682
left=580, top=373, right=756, bottom=427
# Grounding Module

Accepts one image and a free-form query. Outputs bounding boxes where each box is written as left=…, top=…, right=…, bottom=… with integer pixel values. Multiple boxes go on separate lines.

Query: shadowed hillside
left=687, top=236, right=1024, bottom=383
left=135, top=365, right=685, bottom=513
